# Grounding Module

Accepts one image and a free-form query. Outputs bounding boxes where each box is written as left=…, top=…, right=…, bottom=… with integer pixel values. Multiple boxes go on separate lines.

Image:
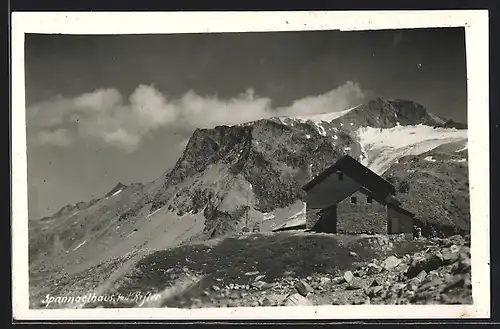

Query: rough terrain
left=28, top=97, right=470, bottom=308
left=33, top=233, right=471, bottom=308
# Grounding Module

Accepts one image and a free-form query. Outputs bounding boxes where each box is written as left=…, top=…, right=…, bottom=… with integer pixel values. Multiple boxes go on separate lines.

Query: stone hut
left=302, top=155, right=415, bottom=234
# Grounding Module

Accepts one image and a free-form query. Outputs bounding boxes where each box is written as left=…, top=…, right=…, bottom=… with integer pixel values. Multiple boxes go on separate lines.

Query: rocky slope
left=383, top=140, right=470, bottom=236
left=28, top=97, right=469, bottom=304
left=33, top=233, right=471, bottom=308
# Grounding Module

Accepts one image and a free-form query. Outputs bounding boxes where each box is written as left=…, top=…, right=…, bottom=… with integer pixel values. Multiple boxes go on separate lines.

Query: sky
left=24, top=27, right=467, bottom=219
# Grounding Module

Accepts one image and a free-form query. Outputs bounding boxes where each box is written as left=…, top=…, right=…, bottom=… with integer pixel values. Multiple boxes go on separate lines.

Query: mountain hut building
left=303, top=155, right=415, bottom=234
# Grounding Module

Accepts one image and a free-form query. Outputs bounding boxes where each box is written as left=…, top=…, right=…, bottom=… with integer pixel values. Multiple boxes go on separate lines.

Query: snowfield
left=356, top=125, right=468, bottom=175
left=289, top=104, right=362, bottom=124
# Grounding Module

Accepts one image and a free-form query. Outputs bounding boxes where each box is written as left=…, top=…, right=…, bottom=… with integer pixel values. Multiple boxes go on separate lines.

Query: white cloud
left=102, top=128, right=141, bottom=151
left=73, top=88, right=122, bottom=111
left=26, top=81, right=366, bottom=151
left=36, top=128, right=72, bottom=147
left=130, top=85, right=178, bottom=129
left=276, top=81, right=365, bottom=116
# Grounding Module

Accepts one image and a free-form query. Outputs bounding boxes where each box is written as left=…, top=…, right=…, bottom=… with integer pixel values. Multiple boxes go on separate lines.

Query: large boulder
left=343, top=271, right=355, bottom=283
left=381, top=256, right=402, bottom=271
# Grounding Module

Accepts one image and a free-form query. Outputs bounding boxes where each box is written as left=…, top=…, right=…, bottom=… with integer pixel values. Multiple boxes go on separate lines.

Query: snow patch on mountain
left=73, top=240, right=87, bottom=251
left=315, top=122, right=327, bottom=136
left=357, top=125, right=467, bottom=175
left=289, top=104, right=362, bottom=123
left=111, top=189, right=122, bottom=197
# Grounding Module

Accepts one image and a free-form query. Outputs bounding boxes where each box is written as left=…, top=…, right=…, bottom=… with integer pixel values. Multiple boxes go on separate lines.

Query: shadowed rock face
left=329, top=97, right=446, bottom=133
left=148, top=117, right=355, bottom=230
left=383, top=141, right=470, bottom=235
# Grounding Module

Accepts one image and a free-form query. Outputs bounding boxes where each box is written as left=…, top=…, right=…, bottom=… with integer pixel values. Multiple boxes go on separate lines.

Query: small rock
left=306, top=276, right=313, bottom=281
left=428, top=270, right=440, bottom=281
left=381, top=255, right=402, bottom=271
left=396, top=263, right=409, bottom=273
left=440, top=294, right=452, bottom=304
left=244, top=271, right=260, bottom=276
left=366, top=263, right=382, bottom=275
left=373, top=285, right=384, bottom=295
left=211, top=285, right=221, bottom=292
left=251, top=280, right=266, bottom=289
left=332, top=276, right=346, bottom=285
left=416, top=270, right=427, bottom=281
left=319, top=277, right=331, bottom=286
left=349, top=251, right=359, bottom=258
left=351, top=297, right=367, bottom=305
left=421, top=277, right=444, bottom=291
left=262, top=282, right=275, bottom=290
left=229, top=283, right=235, bottom=289
left=392, top=282, right=406, bottom=291
left=255, top=275, right=265, bottom=281
left=370, top=278, right=382, bottom=287
left=283, top=293, right=313, bottom=306
left=367, top=285, right=384, bottom=297
left=453, top=254, right=471, bottom=274
left=227, top=300, right=239, bottom=307
left=449, top=244, right=460, bottom=253
left=407, top=283, right=419, bottom=292
left=449, top=234, right=465, bottom=243
left=343, top=271, right=355, bottom=283
left=262, top=294, right=286, bottom=306
left=345, top=281, right=364, bottom=290
left=202, top=291, right=210, bottom=296
left=409, top=277, right=422, bottom=286
left=295, top=280, right=314, bottom=297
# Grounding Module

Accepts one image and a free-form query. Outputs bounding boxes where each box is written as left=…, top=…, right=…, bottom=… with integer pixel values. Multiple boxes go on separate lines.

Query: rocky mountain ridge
left=28, top=97, right=468, bottom=283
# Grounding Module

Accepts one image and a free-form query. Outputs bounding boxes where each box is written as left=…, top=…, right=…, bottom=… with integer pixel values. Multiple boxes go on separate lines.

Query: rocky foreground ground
left=187, top=236, right=470, bottom=308
left=32, top=232, right=471, bottom=309
left=89, top=233, right=471, bottom=309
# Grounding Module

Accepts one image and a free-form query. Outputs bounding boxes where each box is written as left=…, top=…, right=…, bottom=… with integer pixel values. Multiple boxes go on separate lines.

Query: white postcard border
left=11, top=10, right=490, bottom=320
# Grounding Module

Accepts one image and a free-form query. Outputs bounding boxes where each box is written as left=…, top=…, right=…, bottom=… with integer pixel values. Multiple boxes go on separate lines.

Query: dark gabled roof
left=302, top=155, right=396, bottom=197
